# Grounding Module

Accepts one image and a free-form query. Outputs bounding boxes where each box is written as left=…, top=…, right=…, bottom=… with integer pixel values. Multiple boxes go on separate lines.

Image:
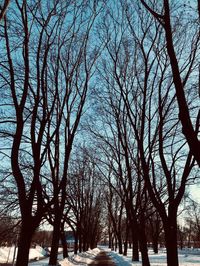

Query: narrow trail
left=89, top=251, right=115, bottom=266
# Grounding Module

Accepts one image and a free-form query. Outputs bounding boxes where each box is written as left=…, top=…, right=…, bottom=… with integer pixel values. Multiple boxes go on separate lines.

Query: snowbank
left=59, top=247, right=101, bottom=266
left=0, top=245, right=47, bottom=263
left=57, top=247, right=200, bottom=266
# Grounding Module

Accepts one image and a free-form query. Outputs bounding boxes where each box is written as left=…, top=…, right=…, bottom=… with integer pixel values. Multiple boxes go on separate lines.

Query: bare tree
left=185, top=199, right=200, bottom=247
left=0, top=1, right=102, bottom=265
left=140, top=0, right=200, bottom=166
left=94, top=2, right=198, bottom=266
left=123, top=3, right=197, bottom=264
left=43, top=2, right=103, bottom=264
left=146, top=209, right=162, bottom=254
left=66, top=148, right=103, bottom=253
left=1, top=1, right=64, bottom=264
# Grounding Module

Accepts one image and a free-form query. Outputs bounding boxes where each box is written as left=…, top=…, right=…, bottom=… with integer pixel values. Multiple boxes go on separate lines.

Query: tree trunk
left=90, top=228, right=97, bottom=249
left=114, top=237, right=117, bottom=251
left=108, top=226, right=112, bottom=248
left=164, top=220, right=179, bottom=266
left=60, top=231, right=68, bottom=258
left=109, top=235, right=112, bottom=249
left=111, top=237, right=114, bottom=250
left=127, top=205, right=139, bottom=261
left=131, top=234, right=139, bottom=261
left=74, top=233, right=78, bottom=255
left=49, top=214, right=61, bottom=266
left=131, top=226, right=139, bottom=261
left=152, top=236, right=158, bottom=254
left=123, top=221, right=129, bottom=256
left=139, top=223, right=150, bottom=266
left=118, top=233, right=123, bottom=254
left=123, top=241, right=128, bottom=256
left=123, top=227, right=128, bottom=256
left=83, top=239, right=87, bottom=252
left=79, top=234, right=82, bottom=252
left=16, top=223, right=35, bottom=266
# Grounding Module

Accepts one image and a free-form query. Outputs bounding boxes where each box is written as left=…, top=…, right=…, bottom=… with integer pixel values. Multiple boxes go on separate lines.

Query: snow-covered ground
left=58, top=247, right=200, bottom=266
left=0, top=246, right=199, bottom=265
left=59, top=248, right=100, bottom=266
left=108, top=248, right=200, bottom=266
left=0, top=245, right=48, bottom=264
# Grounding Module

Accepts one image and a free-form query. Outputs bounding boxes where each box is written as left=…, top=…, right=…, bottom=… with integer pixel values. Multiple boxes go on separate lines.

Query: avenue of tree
left=0, top=1, right=199, bottom=266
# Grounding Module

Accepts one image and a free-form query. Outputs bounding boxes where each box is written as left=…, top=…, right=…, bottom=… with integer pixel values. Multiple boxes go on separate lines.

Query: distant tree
left=105, top=182, right=124, bottom=254
left=32, top=230, right=52, bottom=248
left=177, top=224, right=187, bottom=249
left=0, top=215, right=16, bottom=246
left=88, top=92, right=141, bottom=262
left=66, top=149, right=103, bottom=253
left=185, top=199, right=200, bottom=247
left=146, top=209, right=162, bottom=254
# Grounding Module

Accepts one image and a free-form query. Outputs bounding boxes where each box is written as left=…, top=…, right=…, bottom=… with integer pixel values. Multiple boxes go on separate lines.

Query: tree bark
left=74, top=233, right=78, bottom=255
left=123, top=240, right=128, bottom=256
left=123, top=224, right=129, bottom=256
left=152, top=236, right=158, bottom=254
left=118, top=233, right=123, bottom=254
left=139, top=221, right=150, bottom=266
left=16, top=223, right=35, bottom=266
left=126, top=204, right=139, bottom=261
left=129, top=217, right=139, bottom=261
left=60, top=231, right=68, bottom=258
left=131, top=229, right=139, bottom=261
left=49, top=213, right=61, bottom=266
left=164, top=218, right=179, bottom=266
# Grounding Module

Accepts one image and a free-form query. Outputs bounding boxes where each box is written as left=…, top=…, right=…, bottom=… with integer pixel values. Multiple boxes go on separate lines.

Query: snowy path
left=88, top=251, right=115, bottom=265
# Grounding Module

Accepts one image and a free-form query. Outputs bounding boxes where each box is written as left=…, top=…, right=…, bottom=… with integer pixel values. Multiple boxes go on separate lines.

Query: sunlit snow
left=1, top=246, right=199, bottom=265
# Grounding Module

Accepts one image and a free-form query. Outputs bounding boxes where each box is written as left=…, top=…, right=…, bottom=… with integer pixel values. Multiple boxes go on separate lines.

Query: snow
left=0, top=245, right=199, bottom=265
left=105, top=247, right=200, bottom=266
left=0, top=245, right=48, bottom=264
left=58, top=247, right=200, bottom=266
left=59, top=248, right=101, bottom=266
